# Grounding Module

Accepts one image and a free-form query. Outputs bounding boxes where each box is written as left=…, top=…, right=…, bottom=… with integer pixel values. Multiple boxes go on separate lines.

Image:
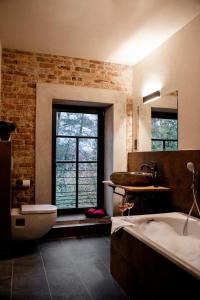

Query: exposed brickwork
left=1, top=48, right=133, bottom=205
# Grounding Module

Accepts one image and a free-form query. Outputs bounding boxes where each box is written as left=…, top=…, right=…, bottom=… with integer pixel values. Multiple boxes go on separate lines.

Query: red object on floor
left=84, top=208, right=105, bottom=218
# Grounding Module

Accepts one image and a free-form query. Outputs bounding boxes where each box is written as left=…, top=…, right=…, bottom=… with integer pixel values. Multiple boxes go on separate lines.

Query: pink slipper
left=84, top=208, right=105, bottom=218
left=92, top=209, right=105, bottom=217
left=84, top=208, right=96, bottom=217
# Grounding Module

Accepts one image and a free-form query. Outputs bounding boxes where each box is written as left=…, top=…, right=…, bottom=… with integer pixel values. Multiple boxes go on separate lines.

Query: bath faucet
left=187, top=162, right=195, bottom=174
left=183, top=162, right=200, bottom=235
left=141, top=164, right=151, bottom=172
left=141, top=161, right=159, bottom=187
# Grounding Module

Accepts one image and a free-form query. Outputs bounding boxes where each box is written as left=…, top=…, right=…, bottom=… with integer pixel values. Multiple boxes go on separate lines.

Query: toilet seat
left=21, top=204, right=57, bottom=214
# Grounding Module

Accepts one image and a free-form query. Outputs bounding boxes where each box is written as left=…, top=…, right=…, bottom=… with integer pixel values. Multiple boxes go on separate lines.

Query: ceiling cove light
left=143, top=90, right=160, bottom=104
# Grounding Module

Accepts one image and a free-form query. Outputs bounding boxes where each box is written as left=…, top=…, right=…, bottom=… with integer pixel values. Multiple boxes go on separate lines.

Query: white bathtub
left=112, top=212, right=200, bottom=280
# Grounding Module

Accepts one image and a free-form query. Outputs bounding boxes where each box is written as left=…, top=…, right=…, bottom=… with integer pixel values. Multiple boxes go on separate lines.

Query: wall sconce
left=143, top=90, right=160, bottom=104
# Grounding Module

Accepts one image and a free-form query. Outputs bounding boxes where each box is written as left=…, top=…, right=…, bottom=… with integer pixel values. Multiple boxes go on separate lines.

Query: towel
left=111, top=217, right=136, bottom=234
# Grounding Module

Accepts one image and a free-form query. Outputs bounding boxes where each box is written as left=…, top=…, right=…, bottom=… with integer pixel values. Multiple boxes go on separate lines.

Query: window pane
left=152, top=140, right=163, bottom=151
left=54, top=107, right=102, bottom=210
left=56, top=163, right=76, bottom=208
left=165, top=141, right=178, bottom=150
left=78, top=162, right=97, bottom=207
left=56, top=112, right=98, bottom=137
left=79, top=138, right=97, bottom=161
left=56, top=137, right=76, bottom=161
left=152, top=118, right=177, bottom=140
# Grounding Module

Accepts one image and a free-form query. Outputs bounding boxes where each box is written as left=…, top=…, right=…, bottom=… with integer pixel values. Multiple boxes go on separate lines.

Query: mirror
left=137, top=91, right=178, bottom=151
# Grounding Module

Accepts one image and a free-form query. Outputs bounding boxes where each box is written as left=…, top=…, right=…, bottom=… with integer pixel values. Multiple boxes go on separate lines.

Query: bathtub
left=111, top=212, right=200, bottom=298
left=123, top=212, right=200, bottom=279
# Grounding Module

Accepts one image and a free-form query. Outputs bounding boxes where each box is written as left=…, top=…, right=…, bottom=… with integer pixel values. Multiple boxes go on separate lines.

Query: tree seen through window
left=52, top=107, right=104, bottom=210
left=151, top=110, right=178, bottom=151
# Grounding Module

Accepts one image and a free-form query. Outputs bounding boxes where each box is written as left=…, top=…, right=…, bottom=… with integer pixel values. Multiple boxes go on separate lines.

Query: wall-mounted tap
left=140, top=161, right=159, bottom=187
left=183, top=162, right=200, bottom=235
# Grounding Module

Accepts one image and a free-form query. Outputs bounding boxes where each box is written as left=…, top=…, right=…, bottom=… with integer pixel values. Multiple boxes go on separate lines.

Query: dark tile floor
left=0, top=236, right=128, bottom=300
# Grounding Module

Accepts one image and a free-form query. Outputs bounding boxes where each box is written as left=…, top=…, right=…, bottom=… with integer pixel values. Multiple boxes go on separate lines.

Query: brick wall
left=1, top=48, right=133, bottom=205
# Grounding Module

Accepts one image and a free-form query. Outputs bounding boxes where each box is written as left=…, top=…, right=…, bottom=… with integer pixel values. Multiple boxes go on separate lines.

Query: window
left=151, top=109, right=178, bottom=151
left=52, top=105, right=104, bottom=211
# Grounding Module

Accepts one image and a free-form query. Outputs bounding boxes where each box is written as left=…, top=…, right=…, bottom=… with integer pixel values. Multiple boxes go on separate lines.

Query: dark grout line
left=38, top=243, right=52, bottom=300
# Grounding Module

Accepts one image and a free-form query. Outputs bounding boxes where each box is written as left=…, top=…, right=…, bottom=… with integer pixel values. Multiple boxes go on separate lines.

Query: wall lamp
left=143, top=90, right=160, bottom=104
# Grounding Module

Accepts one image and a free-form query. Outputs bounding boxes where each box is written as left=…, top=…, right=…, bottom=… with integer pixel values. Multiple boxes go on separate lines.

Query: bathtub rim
left=113, top=212, right=200, bottom=281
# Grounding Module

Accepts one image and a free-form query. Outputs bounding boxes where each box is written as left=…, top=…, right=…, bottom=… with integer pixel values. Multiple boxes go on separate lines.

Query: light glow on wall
left=109, top=28, right=172, bottom=65
left=142, top=81, right=162, bottom=98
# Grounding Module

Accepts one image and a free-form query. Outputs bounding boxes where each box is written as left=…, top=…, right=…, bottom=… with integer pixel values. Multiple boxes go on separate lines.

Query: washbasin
left=110, top=171, right=153, bottom=186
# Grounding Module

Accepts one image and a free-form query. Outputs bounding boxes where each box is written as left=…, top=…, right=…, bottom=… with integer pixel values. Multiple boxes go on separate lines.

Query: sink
left=110, top=171, right=153, bottom=186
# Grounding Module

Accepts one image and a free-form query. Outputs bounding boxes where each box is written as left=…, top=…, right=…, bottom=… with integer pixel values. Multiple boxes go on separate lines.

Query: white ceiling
left=0, top=0, right=200, bottom=65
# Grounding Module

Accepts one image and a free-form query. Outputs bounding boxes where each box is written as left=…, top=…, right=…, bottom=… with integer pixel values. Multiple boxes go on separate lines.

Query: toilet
left=11, top=204, right=57, bottom=240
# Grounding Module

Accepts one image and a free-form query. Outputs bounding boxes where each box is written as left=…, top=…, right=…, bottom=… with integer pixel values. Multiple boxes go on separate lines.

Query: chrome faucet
left=183, top=162, right=200, bottom=235
left=141, top=161, right=159, bottom=187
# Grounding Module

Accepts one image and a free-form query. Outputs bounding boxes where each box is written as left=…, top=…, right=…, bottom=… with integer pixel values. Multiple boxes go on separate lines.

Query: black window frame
left=151, top=109, right=178, bottom=151
left=52, top=104, right=104, bottom=214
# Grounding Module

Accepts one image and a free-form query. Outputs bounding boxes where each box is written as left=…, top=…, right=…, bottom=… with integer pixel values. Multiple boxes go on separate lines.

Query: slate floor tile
left=46, top=269, right=92, bottom=300
left=12, top=287, right=51, bottom=300
left=0, top=259, right=12, bottom=277
left=0, top=276, right=11, bottom=300
left=9, top=235, right=128, bottom=300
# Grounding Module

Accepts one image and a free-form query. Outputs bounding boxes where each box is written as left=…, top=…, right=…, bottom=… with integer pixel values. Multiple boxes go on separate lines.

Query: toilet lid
left=21, top=204, right=57, bottom=214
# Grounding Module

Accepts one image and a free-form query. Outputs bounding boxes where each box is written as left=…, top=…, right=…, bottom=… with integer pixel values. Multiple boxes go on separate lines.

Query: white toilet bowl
left=11, top=204, right=57, bottom=240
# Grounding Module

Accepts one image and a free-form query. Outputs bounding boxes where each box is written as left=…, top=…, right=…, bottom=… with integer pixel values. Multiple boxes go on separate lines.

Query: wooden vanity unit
left=103, top=180, right=171, bottom=192
left=103, top=181, right=171, bottom=215
left=128, top=150, right=200, bottom=216
left=0, top=141, right=12, bottom=242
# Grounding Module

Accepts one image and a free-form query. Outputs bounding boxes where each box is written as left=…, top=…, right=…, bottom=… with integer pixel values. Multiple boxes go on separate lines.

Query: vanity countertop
left=103, top=180, right=171, bottom=192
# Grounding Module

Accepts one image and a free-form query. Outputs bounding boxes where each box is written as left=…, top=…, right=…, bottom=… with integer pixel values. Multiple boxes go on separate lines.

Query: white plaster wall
left=104, top=105, right=114, bottom=215
left=36, top=83, right=127, bottom=216
left=138, top=103, right=152, bottom=151
left=133, top=14, right=200, bottom=150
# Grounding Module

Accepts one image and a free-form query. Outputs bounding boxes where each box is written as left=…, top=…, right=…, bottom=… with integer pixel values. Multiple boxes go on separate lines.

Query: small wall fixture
left=143, top=90, right=160, bottom=104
